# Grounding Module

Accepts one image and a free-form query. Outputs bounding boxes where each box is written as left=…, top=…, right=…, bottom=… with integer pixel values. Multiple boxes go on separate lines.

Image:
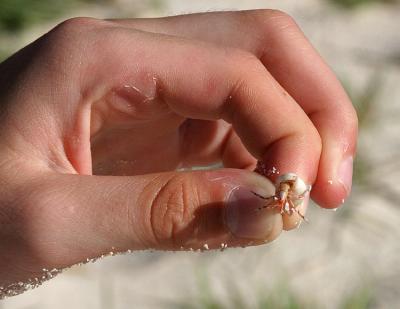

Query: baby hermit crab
left=252, top=173, right=311, bottom=221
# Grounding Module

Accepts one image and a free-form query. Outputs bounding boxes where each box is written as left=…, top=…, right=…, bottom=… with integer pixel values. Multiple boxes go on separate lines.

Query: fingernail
left=337, top=156, right=353, bottom=194
left=225, top=187, right=280, bottom=240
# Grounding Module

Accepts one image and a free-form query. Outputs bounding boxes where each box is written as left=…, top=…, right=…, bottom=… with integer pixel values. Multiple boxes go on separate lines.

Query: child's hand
left=0, top=10, right=357, bottom=289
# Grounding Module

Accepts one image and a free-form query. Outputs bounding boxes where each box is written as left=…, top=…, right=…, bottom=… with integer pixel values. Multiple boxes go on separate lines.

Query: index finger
left=80, top=21, right=321, bottom=186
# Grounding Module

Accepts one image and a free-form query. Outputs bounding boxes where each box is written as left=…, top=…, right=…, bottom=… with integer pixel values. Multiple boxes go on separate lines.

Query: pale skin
left=0, top=10, right=357, bottom=287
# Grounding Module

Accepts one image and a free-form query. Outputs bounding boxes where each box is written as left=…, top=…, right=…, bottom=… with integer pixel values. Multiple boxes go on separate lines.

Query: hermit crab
left=252, top=173, right=311, bottom=221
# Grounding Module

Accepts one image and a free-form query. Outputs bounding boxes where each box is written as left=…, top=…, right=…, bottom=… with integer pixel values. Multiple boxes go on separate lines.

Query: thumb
left=24, top=169, right=299, bottom=269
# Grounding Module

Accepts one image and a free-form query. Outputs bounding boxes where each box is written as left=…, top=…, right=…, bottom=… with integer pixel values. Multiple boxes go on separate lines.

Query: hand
left=0, top=10, right=357, bottom=289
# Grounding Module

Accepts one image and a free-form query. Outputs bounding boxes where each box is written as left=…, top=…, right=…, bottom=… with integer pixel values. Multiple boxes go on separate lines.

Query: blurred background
left=1, top=0, right=400, bottom=308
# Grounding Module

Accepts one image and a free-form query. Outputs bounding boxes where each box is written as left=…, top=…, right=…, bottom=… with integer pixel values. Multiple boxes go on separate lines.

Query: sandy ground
left=1, top=0, right=400, bottom=308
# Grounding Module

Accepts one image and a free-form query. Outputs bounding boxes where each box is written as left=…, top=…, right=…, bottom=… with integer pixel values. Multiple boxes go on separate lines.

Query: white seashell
left=276, top=173, right=308, bottom=196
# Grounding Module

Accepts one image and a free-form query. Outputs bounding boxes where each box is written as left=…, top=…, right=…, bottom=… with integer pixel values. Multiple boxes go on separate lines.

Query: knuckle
left=41, top=17, right=105, bottom=64
left=264, top=9, right=296, bottom=25
left=244, top=9, right=300, bottom=42
left=147, top=174, right=198, bottom=245
left=48, top=17, right=96, bottom=44
left=242, top=8, right=289, bottom=20
left=259, top=9, right=297, bottom=28
left=52, top=16, right=101, bottom=36
left=265, top=10, right=300, bottom=38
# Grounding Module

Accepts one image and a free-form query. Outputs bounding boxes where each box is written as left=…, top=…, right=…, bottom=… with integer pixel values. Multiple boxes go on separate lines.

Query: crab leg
left=288, top=199, right=308, bottom=222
